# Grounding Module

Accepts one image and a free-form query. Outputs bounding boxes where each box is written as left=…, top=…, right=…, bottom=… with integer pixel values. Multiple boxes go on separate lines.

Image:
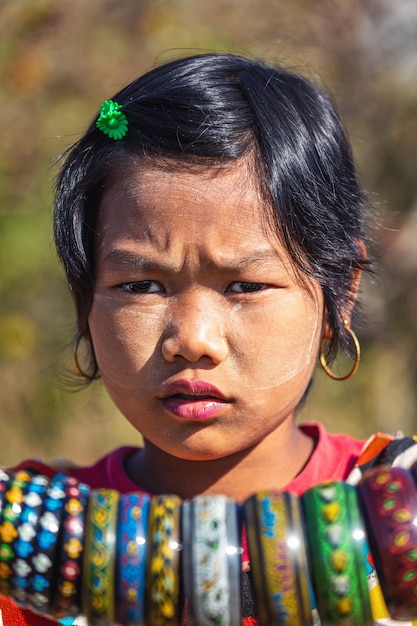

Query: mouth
left=160, top=380, right=228, bottom=401
left=160, top=380, right=230, bottom=420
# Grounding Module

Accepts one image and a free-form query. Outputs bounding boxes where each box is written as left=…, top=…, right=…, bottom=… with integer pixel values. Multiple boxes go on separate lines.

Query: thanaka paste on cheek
left=228, top=290, right=321, bottom=392
left=89, top=293, right=169, bottom=390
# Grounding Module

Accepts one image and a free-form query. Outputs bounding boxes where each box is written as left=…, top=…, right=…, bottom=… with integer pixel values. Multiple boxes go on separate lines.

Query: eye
left=226, top=281, right=268, bottom=294
left=119, top=280, right=164, bottom=294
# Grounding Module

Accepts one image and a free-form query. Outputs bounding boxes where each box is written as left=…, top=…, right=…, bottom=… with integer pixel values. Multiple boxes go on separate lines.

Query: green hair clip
left=96, top=100, right=128, bottom=140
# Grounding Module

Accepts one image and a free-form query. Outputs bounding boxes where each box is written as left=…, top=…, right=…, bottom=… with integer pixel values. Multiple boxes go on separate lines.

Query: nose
left=161, top=292, right=229, bottom=365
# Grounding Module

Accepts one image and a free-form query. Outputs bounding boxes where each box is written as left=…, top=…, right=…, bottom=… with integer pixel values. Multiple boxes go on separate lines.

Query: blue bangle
left=11, top=473, right=50, bottom=607
left=182, top=494, right=242, bottom=626
left=51, top=476, right=90, bottom=618
left=116, top=493, right=150, bottom=625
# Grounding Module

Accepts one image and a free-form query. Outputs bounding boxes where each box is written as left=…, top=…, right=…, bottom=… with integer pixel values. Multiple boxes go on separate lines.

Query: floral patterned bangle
left=182, top=494, right=242, bottom=626
left=51, top=475, right=90, bottom=618
left=11, top=473, right=50, bottom=607
left=146, top=494, right=182, bottom=626
left=115, top=492, right=150, bottom=626
left=0, top=470, right=32, bottom=596
left=244, top=490, right=312, bottom=626
left=82, top=488, right=119, bottom=625
left=358, top=465, right=417, bottom=621
left=302, top=481, right=372, bottom=625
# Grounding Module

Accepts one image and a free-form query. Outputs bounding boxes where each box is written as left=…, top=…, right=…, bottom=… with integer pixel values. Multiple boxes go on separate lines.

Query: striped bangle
left=51, top=476, right=90, bottom=618
left=244, top=490, right=312, bottom=626
left=146, top=494, right=182, bottom=626
left=0, top=470, right=32, bottom=596
left=358, top=466, right=417, bottom=621
left=302, top=481, right=372, bottom=625
left=116, top=493, right=150, bottom=626
left=183, top=494, right=242, bottom=626
left=82, top=488, right=119, bottom=625
left=11, top=473, right=50, bottom=607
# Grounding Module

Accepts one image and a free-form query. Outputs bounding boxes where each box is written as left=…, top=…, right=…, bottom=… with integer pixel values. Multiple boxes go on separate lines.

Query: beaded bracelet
left=245, top=490, right=312, bottom=626
left=0, top=469, right=12, bottom=586
left=182, top=494, right=241, bottom=626
left=302, top=481, right=372, bottom=625
left=146, top=494, right=182, bottom=626
left=0, top=469, right=11, bottom=514
left=26, top=474, right=68, bottom=614
left=0, top=470, right=32, bottom=596
left=11, top=473, right=50, bottom=607
left=358, top=465, right=417, bottom=621
left=52, top=476, right=90, bottom=618
left=82, top=488, right=119, bottom=625
left=116, top=493, right=150, bottom=626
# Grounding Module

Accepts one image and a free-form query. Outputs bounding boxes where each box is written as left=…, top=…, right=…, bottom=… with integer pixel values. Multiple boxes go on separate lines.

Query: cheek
left=88, top=295, right=166, bottom=385
left=231, top=292, right=322, bottom=391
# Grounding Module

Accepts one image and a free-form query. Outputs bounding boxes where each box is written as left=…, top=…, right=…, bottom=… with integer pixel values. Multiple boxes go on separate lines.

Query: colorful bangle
left=51, top=475, right=90, bottom=618
left=244, top=490, right=312, bottom=626
left=82, top=488, right=119, bottom=625
left=0, top=469, right=12, bottom=514
left=0, top=469, right=32, bottom=596
left=302, top=481, right=372, bottom=625
left=358, top=465, right=417, bottom=621
left=116, top=493, right=150, bottom=626
left=10, top=473, right=50, bottom=607
left=26, top=474, right=68, bottom=614
left=146, top=494, right=182, bottom=626
left=182, top=494, right=242, bottom=626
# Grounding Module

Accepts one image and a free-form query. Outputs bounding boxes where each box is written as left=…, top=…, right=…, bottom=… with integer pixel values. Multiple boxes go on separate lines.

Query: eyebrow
left=102, top=248, right=284, bottom=273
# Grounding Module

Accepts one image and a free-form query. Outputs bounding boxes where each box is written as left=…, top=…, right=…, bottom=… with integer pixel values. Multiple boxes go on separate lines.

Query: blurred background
left=1, top=0, right=416, bottom=467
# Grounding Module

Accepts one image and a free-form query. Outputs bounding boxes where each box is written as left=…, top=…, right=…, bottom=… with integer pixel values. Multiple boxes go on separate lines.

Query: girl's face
left=88, top=159, right=325, bottom=461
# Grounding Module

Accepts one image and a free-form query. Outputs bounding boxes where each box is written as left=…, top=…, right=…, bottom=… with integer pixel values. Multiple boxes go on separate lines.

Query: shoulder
left=287, top=422, right=366, bottom=494
left=69, top=446, right=144, bottom=493
left=7, top=446, right=144, bottom=494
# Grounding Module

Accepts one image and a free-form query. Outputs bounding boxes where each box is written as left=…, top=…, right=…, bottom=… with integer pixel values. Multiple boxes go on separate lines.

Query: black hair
left=54, top=52, right=370, bottom=379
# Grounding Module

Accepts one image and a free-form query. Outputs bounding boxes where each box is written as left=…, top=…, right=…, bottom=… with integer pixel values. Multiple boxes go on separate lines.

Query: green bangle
left=146, top=494, right=182, bottom=626
left=302, top=481, right=372, bottom=626
left=245, top=490, right=312, bottom=626
left=82, top=488, right=119, bottom=625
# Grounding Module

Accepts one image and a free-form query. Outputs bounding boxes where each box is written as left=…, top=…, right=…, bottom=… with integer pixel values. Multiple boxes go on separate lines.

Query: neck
left=126, top=423, right=314, bottom=501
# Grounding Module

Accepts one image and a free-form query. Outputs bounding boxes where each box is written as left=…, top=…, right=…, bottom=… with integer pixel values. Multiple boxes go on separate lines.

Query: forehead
left=98, top=157, right=275, bottom=240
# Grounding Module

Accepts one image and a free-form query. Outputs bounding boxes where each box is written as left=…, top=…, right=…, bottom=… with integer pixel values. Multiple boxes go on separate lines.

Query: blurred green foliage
left=1, top=0, right=416, bottom=466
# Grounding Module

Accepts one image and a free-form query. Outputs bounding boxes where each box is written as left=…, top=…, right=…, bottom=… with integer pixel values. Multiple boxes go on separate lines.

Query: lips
left=160, top=380, right=230, bottom=420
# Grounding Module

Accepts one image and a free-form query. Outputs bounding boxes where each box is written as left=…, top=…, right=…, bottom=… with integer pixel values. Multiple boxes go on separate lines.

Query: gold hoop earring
left=319, top=321, right=360, bottom=381
left=72, top=333, right=96, bottom=380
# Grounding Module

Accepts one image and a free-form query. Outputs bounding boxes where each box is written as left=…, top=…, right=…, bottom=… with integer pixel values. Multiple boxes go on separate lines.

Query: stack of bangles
left=1, top=464, right=417, bottom=625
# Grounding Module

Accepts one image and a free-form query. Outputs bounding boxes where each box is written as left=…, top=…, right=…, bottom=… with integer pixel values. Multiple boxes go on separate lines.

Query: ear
left=322, top=239, right=367, bottom=340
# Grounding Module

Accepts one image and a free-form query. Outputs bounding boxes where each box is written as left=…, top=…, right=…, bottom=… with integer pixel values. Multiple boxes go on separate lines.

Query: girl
left=2, top=52, right=417, bottom=626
